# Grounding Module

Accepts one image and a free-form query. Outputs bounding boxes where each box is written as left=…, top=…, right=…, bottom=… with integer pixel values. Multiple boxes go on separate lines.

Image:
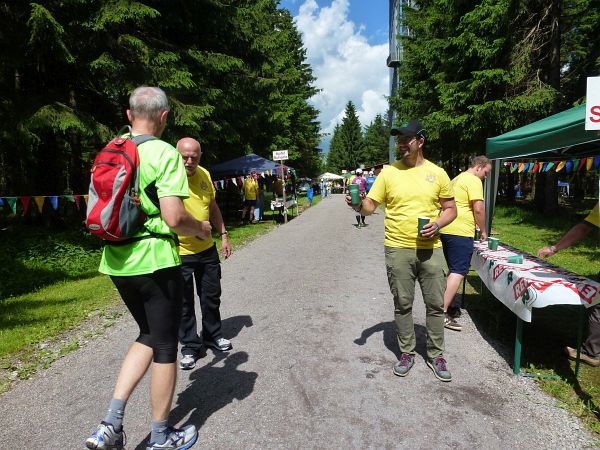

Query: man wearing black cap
left=346, top=119, right=457, bottom=381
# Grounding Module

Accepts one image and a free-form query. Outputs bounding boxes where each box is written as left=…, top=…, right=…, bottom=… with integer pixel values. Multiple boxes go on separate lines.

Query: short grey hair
left=469, top=155, right=491, bottom=168
left=129, top=86, right=169, bottom=120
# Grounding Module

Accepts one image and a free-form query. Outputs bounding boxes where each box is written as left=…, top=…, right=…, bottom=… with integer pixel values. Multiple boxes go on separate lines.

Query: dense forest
left=0, top=0, right=322, bottom=197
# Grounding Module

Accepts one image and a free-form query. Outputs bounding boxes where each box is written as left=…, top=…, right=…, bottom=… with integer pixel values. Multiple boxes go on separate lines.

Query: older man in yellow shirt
left=176, top=138, right=233, bottom=371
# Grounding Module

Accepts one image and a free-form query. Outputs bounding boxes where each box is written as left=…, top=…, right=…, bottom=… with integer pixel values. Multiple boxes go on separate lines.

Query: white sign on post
left=273, top=150, right=288, bottom=161
left=586, top=76, right=600, bottom=130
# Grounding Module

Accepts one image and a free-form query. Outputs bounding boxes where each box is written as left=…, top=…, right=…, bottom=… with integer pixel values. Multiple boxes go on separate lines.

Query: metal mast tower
left=387, top=0, right=412, bottom=163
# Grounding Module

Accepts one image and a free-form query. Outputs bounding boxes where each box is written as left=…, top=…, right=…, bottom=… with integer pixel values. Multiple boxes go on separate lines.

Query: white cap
left=356, top=168, right=363, bottom=174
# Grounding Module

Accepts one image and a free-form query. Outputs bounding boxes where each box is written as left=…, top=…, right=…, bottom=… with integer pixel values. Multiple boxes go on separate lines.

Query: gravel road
left=0, top=194, right=597, bottom=449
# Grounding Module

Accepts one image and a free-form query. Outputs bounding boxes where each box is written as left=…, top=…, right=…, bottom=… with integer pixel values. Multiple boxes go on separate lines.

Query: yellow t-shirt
left=584, top=203, right=599, bottom=228
left=440, top=171, right=483, bottom=237
left=367, top=160, right=454, bottom=249
left=244, top=177, right=258, bottom=200
left=178, top=167, right=216, bottom=256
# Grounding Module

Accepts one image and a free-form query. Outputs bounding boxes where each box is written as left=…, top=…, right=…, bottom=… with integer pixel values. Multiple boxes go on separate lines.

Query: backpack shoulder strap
left=132, top=134, right=157, bottom=146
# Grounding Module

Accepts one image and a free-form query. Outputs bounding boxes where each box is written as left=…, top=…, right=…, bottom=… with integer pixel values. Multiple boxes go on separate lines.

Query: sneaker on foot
left=564, top=346, right=600, bottom=367
left=393, top=353, right=415, bottom=377
left=444, top=314, right=462, bottom=332
left=427, top=356, right=452, bottom=382
left=179, top=354, right=197, bottom=370
left=205, top=337, right=232, bottom=352
left=86, top=421, right=126, bottom=450
left=146, top=425, right=198, bottom=450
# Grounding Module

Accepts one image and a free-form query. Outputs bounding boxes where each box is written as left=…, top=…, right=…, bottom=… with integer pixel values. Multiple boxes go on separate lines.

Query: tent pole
left=484, top=160, right=501, bottom=236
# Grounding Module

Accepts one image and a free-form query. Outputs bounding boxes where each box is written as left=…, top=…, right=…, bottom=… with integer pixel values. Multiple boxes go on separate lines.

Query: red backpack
left=86, top=127, right=156, bottom=242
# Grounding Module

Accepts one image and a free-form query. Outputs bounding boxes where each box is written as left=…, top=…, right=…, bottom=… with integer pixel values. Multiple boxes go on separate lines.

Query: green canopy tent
left=484, top=104, right=600, bottom=234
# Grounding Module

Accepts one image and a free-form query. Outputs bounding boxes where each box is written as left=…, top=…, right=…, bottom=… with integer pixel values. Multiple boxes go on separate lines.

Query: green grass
left=464, top=202, right=600, bottom=436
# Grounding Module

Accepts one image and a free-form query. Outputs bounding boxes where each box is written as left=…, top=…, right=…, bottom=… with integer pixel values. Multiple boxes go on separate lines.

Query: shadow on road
left=353, top=320, right=429, bottom=361
left=132, top=315, right=257, bottom=450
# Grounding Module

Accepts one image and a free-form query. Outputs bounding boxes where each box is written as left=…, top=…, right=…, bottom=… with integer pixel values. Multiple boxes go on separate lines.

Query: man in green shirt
left=86, top=87, right=210, bottom=450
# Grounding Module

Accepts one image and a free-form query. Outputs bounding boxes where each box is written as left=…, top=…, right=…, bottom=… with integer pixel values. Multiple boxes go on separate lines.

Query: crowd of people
left=85, top=86, right=597, bottom=450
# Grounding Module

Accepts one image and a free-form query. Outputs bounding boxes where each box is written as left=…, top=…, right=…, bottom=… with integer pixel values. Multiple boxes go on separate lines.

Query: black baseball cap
left=390, top=120, right=427, bottom=139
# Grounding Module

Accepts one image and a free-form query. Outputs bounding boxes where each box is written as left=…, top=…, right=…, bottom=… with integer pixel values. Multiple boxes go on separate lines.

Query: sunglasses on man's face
left=395, top=136, right=417, bottom=145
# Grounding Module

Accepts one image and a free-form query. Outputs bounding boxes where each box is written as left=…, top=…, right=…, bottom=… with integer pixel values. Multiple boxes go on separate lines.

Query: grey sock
left=103, top=398, right=126, bottom=431
left=150, top=419, right=169, bottom=444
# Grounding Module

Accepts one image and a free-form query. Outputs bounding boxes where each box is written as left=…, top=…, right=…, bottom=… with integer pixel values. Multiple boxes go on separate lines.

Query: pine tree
left=362, top=114, right=389, bottom=166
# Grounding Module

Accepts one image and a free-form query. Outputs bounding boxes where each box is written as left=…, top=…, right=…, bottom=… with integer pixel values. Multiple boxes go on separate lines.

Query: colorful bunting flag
left=20, top=196, right=31, bottom=216
left=49, top=196, right=58, bottom=210
left=556, top=161, right=566, bottom=172
left=565, top=160, right=573, bottom=172
left=594, top=156, right=600, bottom=169
left=73, top=195, right=81, bottom=210
left=34, top=196, right=45, bottom=212
left=6, top=197, right=17, bottom=214
left=587, top=158, right=594, bottom=171
left=578, top=158, right=586, bottom=172
left=532, top=162, right=539, bottom=173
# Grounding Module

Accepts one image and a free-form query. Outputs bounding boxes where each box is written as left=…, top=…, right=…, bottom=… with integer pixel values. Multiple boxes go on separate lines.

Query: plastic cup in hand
left=488, top=237, right=499, bottom=250
left=348, top=184, right=360, bottom=205
left=507, top=254, right=523, bottom=264
left=474, top=228, right=481, bottom=241
left=418, top=216, right=430, bottom=236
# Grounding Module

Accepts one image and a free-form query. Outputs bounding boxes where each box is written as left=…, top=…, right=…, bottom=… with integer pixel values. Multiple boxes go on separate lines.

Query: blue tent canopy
left=208, top=153, right=293, bottom=179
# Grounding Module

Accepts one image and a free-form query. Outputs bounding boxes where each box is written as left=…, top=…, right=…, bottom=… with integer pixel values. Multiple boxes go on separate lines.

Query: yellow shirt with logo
left=367, top=160, right=454, bottom=249
left=244, top=177, right=258, bottom=200
left=584, top=203, right=599, bottom=228
left=440, top=171, right=483, bottom=238
left=178, top=167, right=215, bottom=255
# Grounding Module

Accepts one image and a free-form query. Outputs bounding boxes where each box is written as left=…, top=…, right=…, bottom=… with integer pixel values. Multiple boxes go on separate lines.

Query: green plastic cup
left=348, top=184, right=360, bottom=205
left=418, top=216, right=430, bottom=235
left=488, top=237, right=499, bottom=250
left=507, top=254, right=523, bottom=264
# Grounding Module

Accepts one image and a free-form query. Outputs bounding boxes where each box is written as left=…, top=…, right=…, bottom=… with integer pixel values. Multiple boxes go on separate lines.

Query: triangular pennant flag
left=34, top=196, right=45, bottom=212
left=237, top=176, right=243, bottom=185
left=83, top=194, right=89, bottom=205
left=261, top=172, right=265, bottom=178
left=532, top=162, right=539, bottom=173
left=527, top=162, right=534, bottom=173
left=545, top=161, right=555, bottom=172
left=220, top=180, right=225, bottom=189
left=565, top=160, right=573, bottom=172
left=510, top=163, right=518, bottom=173
left=518, top=163, right=525, bottom=173
left=594, top=156, right=600, bottom=170
left=586, top=158, right=594, bottom=171
left=577, top=158, right=585, bottom=172
left=7, top=197, right=17, bottom=214
left=231, top=178, right=237, bottom=186
left=49, top=196, right=59, bottom=210
left=556, top=161, right=566, bottom=172
left=65, top=194, right=75, bottom=203
left=0, top=197, right=4, bottom=206
left=213, top=181, right=218, bottom=190
left=20, top=196, right=31, bottom=216
left=73, top=195, right=81, bottom=210
left=225, top=179, right=229, bottom=188
left=539, top=162, right=547, bottom=173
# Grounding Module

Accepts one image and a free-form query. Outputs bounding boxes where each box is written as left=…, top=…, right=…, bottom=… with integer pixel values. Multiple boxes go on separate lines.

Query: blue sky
left=277, top=0, right=390, bottom=151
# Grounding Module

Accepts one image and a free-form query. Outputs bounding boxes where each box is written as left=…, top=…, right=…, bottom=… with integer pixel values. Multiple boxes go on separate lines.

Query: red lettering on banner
left=528, top=281, right=554, bottom=294
left=578, top=284, right=598, bottom=304
left=590, top=105, right=600, bottom=123
left=493, top=264, right=507, bottom=281
left=513, top=277, right=529, bottom=301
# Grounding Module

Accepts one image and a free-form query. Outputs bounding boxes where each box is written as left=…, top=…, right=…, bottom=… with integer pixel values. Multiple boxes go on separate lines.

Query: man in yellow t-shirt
left=241, top=171, right=259, bottom=224
left=176, top=138, right=233, bottom=370
left=537, top=202, right=600, bottom=367
left=440, top=156, right=492, bottom=332
left=346, top=119, right=457, bottom=382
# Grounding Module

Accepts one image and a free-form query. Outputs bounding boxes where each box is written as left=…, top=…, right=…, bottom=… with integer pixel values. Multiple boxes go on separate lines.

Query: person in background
left=440, top=155, right=492, bottom=332
left=346, top=119, right=457, bottom=382
left=366, top=170, right=376, bottom=193
left=86, top=86, right=209, bottom=450
left=352, top=168, right=367, bottom=227
left=241, top=170, right=258, bottom=224
left=176, top=138, right=233, bottom=372
left=537, top=202, right=600, bottom=367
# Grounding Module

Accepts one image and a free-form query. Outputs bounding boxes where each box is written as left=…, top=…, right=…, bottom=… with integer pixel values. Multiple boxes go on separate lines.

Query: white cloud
left=294, top=0, right=389, bottom=150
